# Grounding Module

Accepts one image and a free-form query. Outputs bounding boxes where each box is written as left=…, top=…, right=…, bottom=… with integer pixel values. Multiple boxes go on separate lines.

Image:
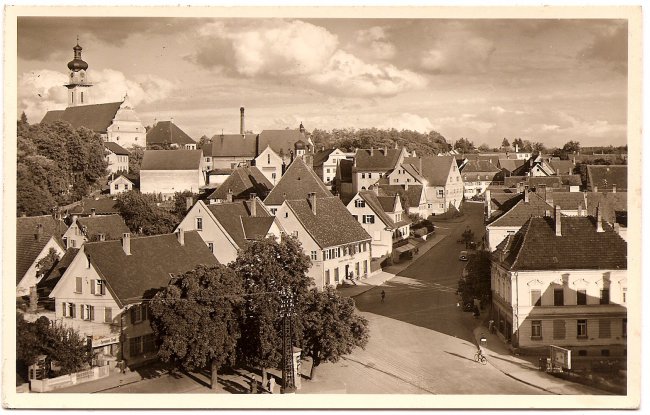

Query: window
left=271, top=208, right=277, bottom=215
left=292, top=231, right=298, bottom=238
left=284, top=212, right=289, bottom=218
left=90, top=280, right=106, bottom=296
left=361, top=173, right=366, bottom=179
left=62, top=302, right=77, bottom=318
left=553, top=320, right=566, bottom=340
left=267, top=154, right=271, bottom=164
left=196, top=217, right=203, bottom=231
left=363, top=260, right=368, bottom=275
left=104, top=307, right=112, bottom=323
left=114, top=184, right=119, bottom=190
left=355, top=199, right=366, bottom=208
left=623, top=318, right=627, bottom=337
left=325, top=270, right=330, bottom=285
left=553, top=288, right=564, bottom=306
left=600, top=289, right=610, bottom=305
left=362, top=215, right=375, bottom=224
left=577, top=319, right=588, bottom=338
left=531, top=320, right=542, bottom=339
left=75, top=277, right=83, bottom=293
left=208, top=242, right=214, bottom=253
left=599, top=319, right=611, bottom=338
left=601, top=349, right=610, bottom=357
left=334, top=267, right=339, bottom=282
left=130, top=304, right=148, bottom=325
left=129, top=336, right=143, bottom=357
left=576, top=289, right=587, bottom=305
left=622, top=288, right=627, bottom=304
left=352, top=215, right=358, bottom=221
left=272, top=173, right=276, bottom=180
left=437, top=189, right=444, bottom=197
left=81, top=305, right=95, bottom=321
left=530, top=290, right=541, bottom=306
left=368, top=173, right=372, bottom=179
left=578, top=350, right=587, bottom=357
left=310, top=251, right=317, bottom=261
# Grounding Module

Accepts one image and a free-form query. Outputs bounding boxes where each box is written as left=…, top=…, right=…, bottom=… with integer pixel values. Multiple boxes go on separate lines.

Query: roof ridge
left=509, top=217, right=535, bottom=270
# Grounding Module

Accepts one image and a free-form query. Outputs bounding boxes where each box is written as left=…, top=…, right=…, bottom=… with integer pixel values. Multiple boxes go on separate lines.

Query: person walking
left=268, top=376, right=276, bottom=394
left=381, top=290, right=386, bottom=303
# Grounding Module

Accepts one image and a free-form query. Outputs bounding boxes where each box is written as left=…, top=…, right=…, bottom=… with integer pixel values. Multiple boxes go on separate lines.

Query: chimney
left=98, top=233, right=105, bottom=242
left=538, top=183, right=547, bottom=202
left=35, top=223, right=43, bottom=241
left=405, top=182, right=409, bottom=191
left=226, top=189, right=233, bottom=203
left=545, top=209, right=551, bottom=217
left=240, top=107, right=245, bottom=135
left=515, top=144, right=519, bottom=153
left=614, top=223, right=621, bottom=234
left=250, top=193, right=257, bottom=217
left=596, top=203, right=604, bottom=232
left=308, top=192, right=317, bottom=215
left=29, top=286, right=38, bottom=312
left=299, top=122, right=305, bottom=133
left=370, top=147, right=374, bottom=156
left=524, top=185, right=529, bottom=203
left=612, top=184, right=617, bottom=193
left=555, top=205, right=562, bottom=236
left=177, top=228, right=185, bottom=246
left=383, top=146, right=388, bottom=155
left=593, top=185, right=598, bottom=193
left=577, top=203, right=583, bottom=217
left=373, top=184, right=379, bottom=196
left=419, top=158, right=423, bottom=174
left=87, top=253, right=92, bottom=269
left=91, top=208, right=96, bottom=217
left=485, top=189, right=492, bottom=220
left=122, top=233, right=131, bottom=255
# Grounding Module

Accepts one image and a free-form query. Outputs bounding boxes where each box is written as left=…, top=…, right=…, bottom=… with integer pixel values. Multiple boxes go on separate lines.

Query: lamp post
left=279, top=287, right=296, bottom=394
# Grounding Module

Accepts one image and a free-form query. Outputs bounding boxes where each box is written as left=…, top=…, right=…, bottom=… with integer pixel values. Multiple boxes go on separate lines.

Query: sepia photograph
left=2, top=4, right=642, bottom=409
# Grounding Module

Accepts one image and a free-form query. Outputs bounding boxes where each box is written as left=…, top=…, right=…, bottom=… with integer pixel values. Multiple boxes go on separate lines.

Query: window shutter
left=90, top=306, right=95, bottom=321
left=130, top=307, right=136, bottom=324
left=62, top=302, right=67, bottom=317
left=90, top=280, right=96, bottom=295
left=553, top=320, right=565, bottom=339
left=71, top=303, right=76, bottom=318
left=76, top=277, right=82, bottom=293
left=105, top=307, right=112, bottom=323
left=100, top=282, right=106, bottom=295
left=599, top=320, right=611, bottom=338
left=143, top=305, right=148, bottom=321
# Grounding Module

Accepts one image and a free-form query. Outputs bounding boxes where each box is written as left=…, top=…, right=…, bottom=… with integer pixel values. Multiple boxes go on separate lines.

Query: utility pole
left=279, top=287, right=296, bottom=394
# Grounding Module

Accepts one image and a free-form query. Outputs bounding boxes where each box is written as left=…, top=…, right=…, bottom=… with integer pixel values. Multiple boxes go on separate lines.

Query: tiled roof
left=548, top=159, right=574, bottom=175
left=378, top=184, right=424, bottom=210
left=498, top=216, right=626, bottom=271
left=241, top=216, right=276, bottom=240
left=461, top=159, right=500, bottom=173
left=75, top=214, right=130, bottom=241
left=488, top=192, right=553, bottom=227
left=208, top=166, right=273, bottom=201
left=498, top=159, right=525, bottom=172
left=84, top=231, right=218, bottom=306
left=527, top=176, right=562, bottom=189
left=548, top=192, right=586, bottom=210
left=312, top=149, right=335, bottom=167
left=204, top=134, right=257, bottom=158
left=489, top=192, right=523, bottom=220
left=16, top=216, right=67, bottom=284
left=104, top=141, right=129, bottom=156
left=401, top=163, right=426, bottom=183
left=37, top=248, right=79, bottom=291
left=40, top=102, right=122, bottom=133
left=40, top=110, right=65, bottom=124
left=264, top=157, right=331, bottom=206
left=141, top=149, right=202, bottom=170
left=587, top=165, right=627, bottom=191
left=559, top=175, right=582, bottom=186
left=338, top=159, right=354, bottom=183
left=258, top=130, right=308, bottom=157
left=206, top=199, right=270, bottom=249
left=585, top=192, right=627, bottom=223
left=358, top=191, right=397, bottom=229
left=286, top=197, right=371, bottom=248
left=403, top=156, right=454, bottom=186
left=68, top=197, right=119, bottom=216
left=146, top=121, right=196, bottom=146
left=355, top=148, right=403, bottom=171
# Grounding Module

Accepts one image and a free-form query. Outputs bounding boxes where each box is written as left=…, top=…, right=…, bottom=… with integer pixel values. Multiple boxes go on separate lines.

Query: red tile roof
left=377, top=184, right=424, bottom=210
left=312, top=148, right=336, bottom=167
left=355, top=148, right=403, bottom=171
left=146, top=121, right=196, bottom=146
left=41, top=102, right=122, bottom=133
left=258, top=129, right=308, bottom=157
left=587, top=165, right=627, bottom=191
left=141, top=149, right=202, bottom=170
left=206, top=199, right=271, bottom=249
left=104, top=141, right=129, bottom=156
left=264, top=157, right=331, bottom=206
left=461, top=159, right=500, bottom=173
left=37, top=248, right=79, bottom=291
left=208, top=166, right=273, bottom=201
left=358, top=191, right=398, bottom=229
left=548, top=159, right=575, bottom=176
left=403, top=156, right=455, bottom=186
left=497, top=216, right=626, bottom=271
left=84, top=231, right=218, bottom=306
left=68, top=197, right=119, bottom=216
left=16, top=216, right=67, bottom=284
left=488, top=192, right=553, bottom=227
left=204, top=134, right=258, bottom=158
left=286, top=197, right=371, bottom=248
left=75, top=214, right=130, bottom=241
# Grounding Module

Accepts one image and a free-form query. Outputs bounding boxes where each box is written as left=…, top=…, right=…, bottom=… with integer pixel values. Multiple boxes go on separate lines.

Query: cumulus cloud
left=191, top=19, right=426, bottom=98
left=579, top=24, right=627, bottom=74
left=351, top=26, right=397, bottom=61
left=379, top=113, right=434, bottom=133
left=420, top=31, right=495, bottom=74
left=18, top=68, right=175, bottom=123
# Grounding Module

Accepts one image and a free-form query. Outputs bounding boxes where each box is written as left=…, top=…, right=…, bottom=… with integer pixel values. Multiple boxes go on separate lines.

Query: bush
left=413, top=228, right=427, bottom=238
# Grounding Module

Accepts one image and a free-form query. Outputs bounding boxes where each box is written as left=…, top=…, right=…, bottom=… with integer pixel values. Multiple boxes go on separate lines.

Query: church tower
left=64, top=39, right=92, bottom=107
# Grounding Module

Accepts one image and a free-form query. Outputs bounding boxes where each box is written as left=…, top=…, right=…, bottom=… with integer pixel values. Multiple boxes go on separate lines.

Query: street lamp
left=279, top=287, right=296, bottom=394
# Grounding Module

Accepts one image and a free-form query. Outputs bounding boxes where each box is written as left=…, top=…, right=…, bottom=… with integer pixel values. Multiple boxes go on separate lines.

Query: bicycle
left=474, top=349, right=487, bottom=365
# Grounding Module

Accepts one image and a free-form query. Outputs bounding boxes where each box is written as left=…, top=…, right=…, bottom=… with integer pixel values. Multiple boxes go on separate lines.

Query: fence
left=29, top=365, right=111, bottom=393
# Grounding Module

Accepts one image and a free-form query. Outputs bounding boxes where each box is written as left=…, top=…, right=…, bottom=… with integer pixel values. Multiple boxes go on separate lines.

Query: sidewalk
left=337, top=232, right=448, bottom=298
left=472, top=324, right=608, bottom=395
left=54, top=362, right=169, bottom=393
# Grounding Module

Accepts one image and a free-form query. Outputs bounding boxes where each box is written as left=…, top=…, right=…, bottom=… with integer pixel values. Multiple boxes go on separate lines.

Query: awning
left=395, top=243, right=417, bottom=254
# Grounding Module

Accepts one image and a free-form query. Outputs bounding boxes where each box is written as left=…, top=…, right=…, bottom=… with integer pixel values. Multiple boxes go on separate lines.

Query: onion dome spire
left=67, top=37, right=89, bottom=71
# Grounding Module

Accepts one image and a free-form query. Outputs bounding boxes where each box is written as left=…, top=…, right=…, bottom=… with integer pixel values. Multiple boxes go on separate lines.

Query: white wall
left=255, top=147, right=283, bottom=185
left=140, top=169, right=203, bottom=199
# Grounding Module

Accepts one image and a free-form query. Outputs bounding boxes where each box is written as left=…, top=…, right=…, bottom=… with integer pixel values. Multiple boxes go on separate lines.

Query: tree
left=501, top=138, right=510, bottom=150
left=172, top=191, right=196, bottom=221
left=115, top=191, right=177, bottom=235
left=230, top=236, right=312, bottom=384
left=301, top=286, right=369, bottom=380
left=149, top=264, right=244, bottom=390
left=532, top=142, right=546, bottom=154
left=461, top=226, right=475, bottom=248
left=35, top=248, right=61, bottom=279
left=511, top=138, right=523, bottom=150
left=128, top=145, right=145, bottom=175
left=477, top=143, right=491, bottom=152
left=197, top=135, right=211, bottom=150
left=521, top=140, right=533, bottom=152
left=453, top=138, right=475, bottom=153
left=562, top=140, right=581, bottom=155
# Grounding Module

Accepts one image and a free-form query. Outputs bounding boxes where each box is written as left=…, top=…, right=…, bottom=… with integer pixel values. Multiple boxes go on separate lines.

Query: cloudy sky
left=17, top=17, right=627, bottom=147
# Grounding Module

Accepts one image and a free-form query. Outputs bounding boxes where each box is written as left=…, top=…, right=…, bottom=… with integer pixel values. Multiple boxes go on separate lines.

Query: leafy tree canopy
left=454, top=137, right=476, bottom=153
left=115, top=190, right=177, bottom=235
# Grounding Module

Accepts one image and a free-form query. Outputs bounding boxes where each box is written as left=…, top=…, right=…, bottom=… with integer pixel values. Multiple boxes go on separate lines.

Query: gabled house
left=275, top=194, right=372, bottom=289
left=263, top=157, right=332, bottom=213
left=140, top=150, right=204, bottom=199
left=346, top=187, right=410, bottom=258
left=67, top=197, right=120, bottom=217
left=335, top=158, right=355, bottom=202
left=352, top=147, right=408, bottom=193
left=49, top=230, right=218, bottom=367
left=485, top=187, right=554, bottom=251
left=146, top=120, right=197, bottom=150
left=16, top=215, right=68, bottom=297
left=498, top=159, right=526, bottom=177
left=548, top=159, right=575, bottom=176
left=586, top=165, right=627, bottom=192
left=313, top=148, right=349, bottom=190
left=378, top=183, right=428, bottom=219
left=207, top=166, right=273, bottom=204
left=37, top=248, right=79, bottom=299
left=403, top=156, right=464, bottom=215
left=104, top=142, right=129, bottom=174
left=206, top=168, right=234, bottom=186
left=460, top=159, right=501, bottom=198
left=62, top=214, right=130, bottom=249
left=253, top=145, right=285, bottom=186
left=109, top=174, right=135, bottom=195
left=257, top=125, right=314, bottom=165
left=202, top=133, right=258, bottom=171
left=176, top=197, right=283, bottom=265
left=491, top=210, right=627, bottom=356
left=385, top=162, right=426, bottom=186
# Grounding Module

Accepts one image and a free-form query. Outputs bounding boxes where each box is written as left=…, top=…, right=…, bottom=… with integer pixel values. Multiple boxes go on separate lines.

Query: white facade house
left=140, top=150, right=204, bottom=199
left=254, top=145, right=285, bottom=186
left=313, top=148, right=350, bottom=189
left=104, top=142, right=129, bottom=174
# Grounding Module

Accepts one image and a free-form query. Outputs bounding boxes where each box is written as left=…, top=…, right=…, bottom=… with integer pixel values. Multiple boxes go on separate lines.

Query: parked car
left=459, top=250, right=469, bottom=261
